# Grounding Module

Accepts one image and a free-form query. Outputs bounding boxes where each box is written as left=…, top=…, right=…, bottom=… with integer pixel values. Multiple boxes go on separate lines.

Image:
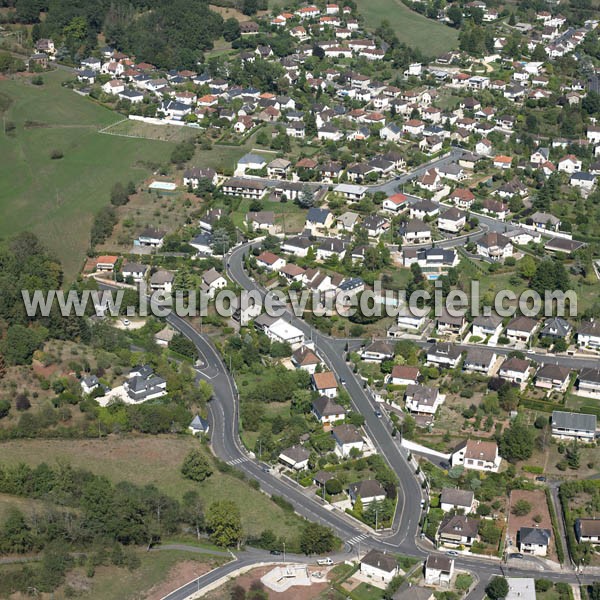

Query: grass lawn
left=353, top=0, right=458, bottom=56
left=0, top=70, right=173, bottom=280
left=351, top=581, right=386, bottom=600
left=0, top=435, right=304, bottom=540
left=65, top=549, right=225, bottom=600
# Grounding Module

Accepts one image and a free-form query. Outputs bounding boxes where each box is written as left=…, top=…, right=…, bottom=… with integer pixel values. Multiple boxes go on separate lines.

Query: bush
left=50, top=149, right=63, bottom=159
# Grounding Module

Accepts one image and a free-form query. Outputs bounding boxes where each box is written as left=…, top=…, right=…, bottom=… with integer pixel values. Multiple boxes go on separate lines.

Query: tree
left=447, top=4, right=463, bottom=27
left=486, top=576, right=509, bottom=600
left=299, top=522, right=336, bottom=555
left=3, top=325, right=45, bottom=365
left=0, top=399, right=10, bottom=419
left=223, top=18, right=240, bottom=42
left=169, top=335, right=198, bottom=360
left=242, top=0, right=258, bottom=15
left=181, top=449, right=213, bottom=482
left=297, top=187, right=315, bottom=208
left=325, top=478, right=342, bottom=495
left=565, top=442, right=581, bottom=469
left=205, top=501, right=243, bottom=547
left=171, top=140, right=195, bottom=165
left=110, top=182, right=130, bottom=206
left=512, top=499, right=532, bottom=516
left=0, top=508, right=33, bottom=554
left=531, top=259, right=570, bottom=295
left=500, top=418, right=535, bottom=462
left=182, top=490, right=204, bottom=539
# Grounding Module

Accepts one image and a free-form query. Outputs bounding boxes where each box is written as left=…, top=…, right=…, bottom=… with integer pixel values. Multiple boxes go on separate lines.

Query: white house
left=312, top=371, right=338, bottom=398
left=256, top=251, right=286, bottom=272
left=360, top=550, right=398, bottom=584
left=519, top=527, right=551, bottom=557
left=438, top=208, right=466, bottom=233
left=202, top=268, right=227, bottom=298
left=551, top=410, right=596, bottom=441
left=558, top=154, right=582, bottom=174
left=348, top=480, right=386, bottom=506
left=383, top=193, right=409, bottom=213
left=577, top=368, right=600, bottom=400
left=440, top=488, right=477, bottom=515
left=506, top=316, right=539, bottom=344
left=472, top=314, right=503, bottom=340
left=577, top=320, right=600, bottom=349
left=404, top=385, right=445, bottom=415
left=576, top=519, right=600, bottom=543
left=451, top=439, right=501, bottom=472
left=389, top=365, right=420, bottom=386
left=424, top=555, right=454, bottom=586
left=266, top=318, right=305, bottom=349
left=499, top=357, right=532, bottom=384
left=332, top=424, right=364, bottom=457
left=476, top=232, right=513, bottom=262
left=312, top=396, right=346, bottom=425
left=279, top=445, right=310, bottom=470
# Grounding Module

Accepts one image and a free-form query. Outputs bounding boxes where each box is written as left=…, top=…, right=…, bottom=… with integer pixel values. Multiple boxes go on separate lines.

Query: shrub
left=50, top=149, right=63, bottom=160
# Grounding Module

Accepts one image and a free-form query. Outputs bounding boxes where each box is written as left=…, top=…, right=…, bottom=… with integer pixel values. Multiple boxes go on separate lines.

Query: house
left=332, top=424, right=364, bottom=457
left=360, top=550, right=398, bottom=583
left=401, top=220, right=432, bottom=244
left=154, top=326, right=175, bottom=347
left=189, top=232, right=213, bottom=256
left=149, top=270, right=174, bottom=293
left=451, top=439, right=501, bottom=472
left=360, top=340, right=395, bottom=363
left=476, top=232, right=513, bottom=262
left=506, top=579, right=537, bottom=600
left=570, top=172, right=596, bottom=191
left=530, top=147, right=550, bottom=165
left=136, top=227, right=167, bottom=248
left=577, top=320, right=600, bottom=349
left=235, top=153, right=267, bottom=176
left=389, top=365, right=420, bottom=386
left=558, top=154, right=582, bottom=174
left=80, top=375, right=100, bottom=395
left=540, top=317, right=571, bottom=340
left=305, top=207, right=334, bottom=233
left=279, top=445, right=310, bottom=470
left=119, top=89, right=144, bottom=103
left=575, top=519, right=600, bottom=543
left=199, top=208, right=224, bottom=232
left=531, top=211, right=561, bottom=231
left=337, top=211, right=361, bottom=232
left=480, top=199, right=509, bottom=220
left=493, top=155, right=513, bottom=170
left=122, top=262, right=148, bottom=282
left=280, top=263, right=306, bottom=284
left=292, top=346, right=321, bottom=374
left=383, top=193, right=409, bottom=213
left=183, top=167, right=218, bottom=188
left=267, top=158, right=291, bottom=179
left=124, top=366, right=167, bottom=402
left=440, top=488, right=476, bottom=514
left=256, top=251, right=286, bottom=272
left=438, top=208, right=466, bottom=233
left=577, top=368, right=600, bottom=400
left=424, top=555, right=454, bottom=586
left=437, top=515, right=480, bottom=547
left=222, top=178, right=267, bottom=199
left=202, top=268, right=227, bottom=298
left=189, top=415, right=210, bottom=436
left=476, top=139, right=493, bottom=156
left=404, top=384, right=445, bottom=415
left=316, top=239, right=347, bottom=262
left=312, top=396, right=346, bottom=425
left=499, top=357, right=532, bottom=384
left=312, top=371, right=338, bottom=398
left=437, top=163, right=466, bottom=182
left=348, top=480, right=386, bottom=506
left=363, top=215, right=390, bottom=238
left=410, top=199, right=439, bottom=220
left=437, top=310, right=466, bottom=336
left=449, top=188, right=475, bottom=210
left=506, top=316, right=539, bottom=344
left=403, top=119, right=425, bottom=136
left=281, top=236, right=313, bottom=258
left=463, top=348, right=497, bottom=376
left=95, top=255, right=118, bottom=272
left=265, top=318, right=304, bottom=349
left=551, top=410, right=596, bottom=441
left=418, top=168, right=442, bottom=191
left=472, top=314, right=503, bottom=340
left=535, top=364, right=571, bottom=392
left=333, top=183, right=368, bottom=201
left=246, top=211, right=278, bottom=235
left=427, top=343, right=462, bottom=368
left=102, top=79, right=125, bottom=95
left=519, top=527, right=551, bottom=557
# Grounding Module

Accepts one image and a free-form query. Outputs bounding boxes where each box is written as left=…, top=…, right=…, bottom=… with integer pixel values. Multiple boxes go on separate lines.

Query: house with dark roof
left=535, top=364, right=571, bottom=392
left=437, top=515, right=480, bottom=547
left=359, top=340, right=395, bottom=363
left=312, top=396, right=346, bottom=426
left=189, top=415, right=210, bottom=436
left=426, top=343, right=462, bottom=368
left=348, top=480, right=386, bottom=506
left=360, top=550, right=398, bottom=583
left=499, top=357, right=532, bottom=385
left=472, top=314, right=503, bottom=340
left=463, top=347, right=497, bottom=376
left=577, top=368, right=600, bottom=400
left=540, top=317, right=572, bottom=340
left=576, top=519, right=600, bottom=543
left=505, top=316, right=539, bottom=344
left=424, top=555, right=455, bottom=586
left=305, top=207, right=334, bottom=233
left=519, top=527, right=551, bottom=556
left=124, top=366, right=167, bottom=403
left=452, top=439, right=501, bottom=472
left=404, top=385, right=445, bottom=415
left=551, top=410, right=596, bottom=441
left=292, top=346, right=321, bottom=374
left=577, top=320, right=600, bottom=349
left=278, top=445, right=310, bottom=470
left=389, top=365, right=420, bottom=386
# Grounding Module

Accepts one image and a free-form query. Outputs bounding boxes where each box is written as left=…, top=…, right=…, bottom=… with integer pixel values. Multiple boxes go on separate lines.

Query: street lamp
left=283, top=542, right=286, bottom=562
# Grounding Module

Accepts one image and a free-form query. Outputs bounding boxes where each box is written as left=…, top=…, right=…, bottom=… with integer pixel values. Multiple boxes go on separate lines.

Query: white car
left=317, top=557, right=333, bottom=566
left=122, top=319, right=131, bottom=327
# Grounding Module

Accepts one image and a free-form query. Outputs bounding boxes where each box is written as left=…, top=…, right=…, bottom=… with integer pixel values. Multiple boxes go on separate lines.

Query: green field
left=0, top=70, right=173, bottom=280
left=354, top=0, right=458, bottom=56
left=0, top=435, right=304, bottom=540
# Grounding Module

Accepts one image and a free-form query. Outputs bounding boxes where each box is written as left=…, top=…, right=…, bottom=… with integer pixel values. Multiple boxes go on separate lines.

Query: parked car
left=509, top=553, right=524, bottom=559
left=535, top=476, right=546, bottom=482
left=446, top=550, right=459, bottom=556
left=317, top=557, right=333, bottom=566
left=270, top=550, right=281, bottom=555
